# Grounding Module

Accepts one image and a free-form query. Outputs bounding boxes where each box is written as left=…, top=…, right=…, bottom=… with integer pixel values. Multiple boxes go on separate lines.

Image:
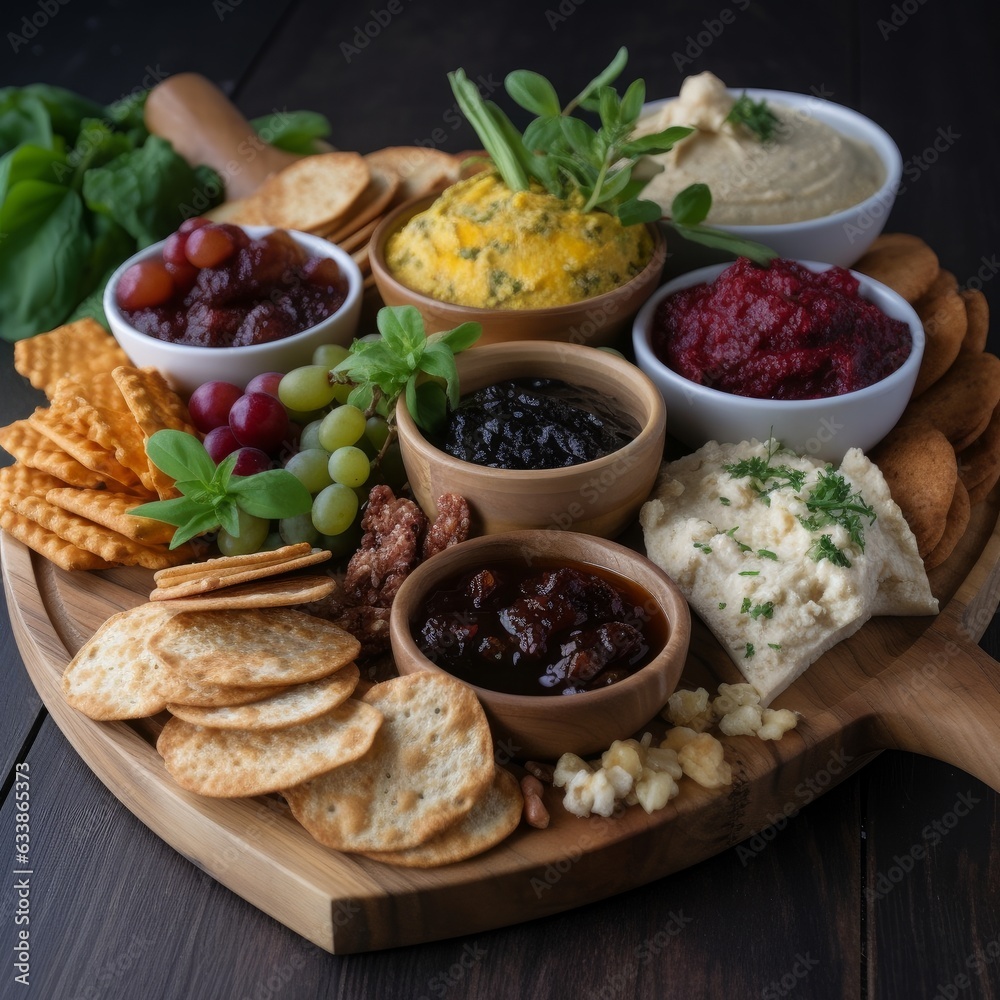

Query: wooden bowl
left=395, top=341, right=667, bottom=538
left=369, top=193, right=667, bottom=349
left=389, top=530, right=692, bottom=760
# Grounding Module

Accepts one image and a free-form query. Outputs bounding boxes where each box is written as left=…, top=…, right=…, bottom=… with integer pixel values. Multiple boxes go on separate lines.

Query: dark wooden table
left=2, top=2, right=999, bottom=997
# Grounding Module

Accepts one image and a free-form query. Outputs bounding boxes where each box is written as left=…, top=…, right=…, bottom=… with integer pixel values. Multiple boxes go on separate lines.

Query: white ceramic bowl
left=632, top=260, right=924, bottom=463
left=642, top=88, right=902, bottom=269
left=104, top=226, right=364, bottom=396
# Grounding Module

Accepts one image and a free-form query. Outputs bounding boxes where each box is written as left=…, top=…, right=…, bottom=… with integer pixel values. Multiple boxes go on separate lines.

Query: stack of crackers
left=855, top=233, right=997, bottom=569
left=62, top=585, right=523, bottom=868
left=209, top=146, right=465, bottom=290
left=2, top=319, right=201, bottom=571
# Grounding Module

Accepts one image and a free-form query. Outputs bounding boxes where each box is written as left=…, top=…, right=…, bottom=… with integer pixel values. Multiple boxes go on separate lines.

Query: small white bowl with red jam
left=389, top=529, right=691, bottom=760
left=394, top=340, right=667, bottom=539
left=631, top=257, right=924, bottom=463
left=104, top=219, right=364, bottom=395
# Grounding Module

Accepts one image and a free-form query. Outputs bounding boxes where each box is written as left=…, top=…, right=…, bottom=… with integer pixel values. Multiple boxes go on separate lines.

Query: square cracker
left=13, top=318, right=130, bottom=396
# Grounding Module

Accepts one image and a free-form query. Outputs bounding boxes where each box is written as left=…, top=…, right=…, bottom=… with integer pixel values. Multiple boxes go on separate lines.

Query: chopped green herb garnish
left=740, top=597, right=752, bottom=614
left=719, top=496, right=731, bottom=506
left=724, top=438, right=807, bottom=503
left=757, top=549, right=778, bottom=560
left=726, top=92, right=781, bottom=142
left=798, top=468, right=876, bottom=552
left=809, top=533, right=853, bottom=567
left=744, top=642, right=755, bottom=659
left=694, top=541, right=713, bottom=553
left=738, top=570, right=760, bottom=577
left=718, top=602, right=727, bottom=610
left=768, top=643, right=782, bottom=651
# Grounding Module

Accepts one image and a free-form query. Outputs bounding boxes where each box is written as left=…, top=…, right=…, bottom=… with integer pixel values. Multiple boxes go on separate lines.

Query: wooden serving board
left=6, top=490, right=1000, bottom=955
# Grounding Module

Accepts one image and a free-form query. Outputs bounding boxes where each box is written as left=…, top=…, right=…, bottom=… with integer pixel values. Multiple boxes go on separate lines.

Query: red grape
left=187, top=380, right=244, bottom=433
left=178, top=216, right=210, bottom=234
left=116, top=260, right=174, bottom=310
left=185, top=224, right=236, bottom=268
left=203, top=424, right=241, bottom=464
left=229, top=391, right=290, bottom=454
left=165, top=260, right=198, bottom=296
left=231, top=447, right=272, bottom=476
left=245, top=371, right=284, bottom=398
left=162, top=231, right=190, bottom=266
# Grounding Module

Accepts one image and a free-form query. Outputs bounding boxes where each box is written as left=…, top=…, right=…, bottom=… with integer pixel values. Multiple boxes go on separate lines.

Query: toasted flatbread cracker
left=13, top=318, right=130, bottom=396
left=255, top=151, right=370, bottom=233
left=282, top=672, right=495, bottom=853
left=320, top=164, right=400, bottom=243
left=362, top=766, right=523, bottom=868
left=150, top=548, right=331, bottom=599
left=45, top=488, right=177, bottom=545
left=156, top=697, right=383, bottom=798
left=165, top=663, right=360, bottom=730
left=150, top=575, right=336, bottom=609
left=152, top=542, right=315, bottom=585
left=852, top=233, right=939, bottom=303
left=364, top=147, right=461, bottom=203
left=148, top=606, right=360, bottom=687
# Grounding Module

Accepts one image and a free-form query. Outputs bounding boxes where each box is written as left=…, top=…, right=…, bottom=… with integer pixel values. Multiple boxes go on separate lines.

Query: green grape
left=260, top=531, right=286, bottom=551
left=312, top=343, right=350, bottom=368
left=318, top=404, right=366, bottom=451
left=319, top=521, right=363, bottom=559
left=216, top=510, right=270, bottom=556
left=279, top=512, right=320, bottom=546
left=299, top=418, right=325, bottom=451
left=328, top=445, right=370, bottom=488
left=365, top=414, right=391, bottom=451
left=311, top=483, right=359, bottom=535
left=285, top=448, right=335, bottom=493
left=278, top=365, right=337, bottom=412
left=331, top=382, right=354, bottom=405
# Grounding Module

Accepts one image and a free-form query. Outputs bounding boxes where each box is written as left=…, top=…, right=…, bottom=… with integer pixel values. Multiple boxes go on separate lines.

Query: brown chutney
left=412, top=559, right=668, bottom=696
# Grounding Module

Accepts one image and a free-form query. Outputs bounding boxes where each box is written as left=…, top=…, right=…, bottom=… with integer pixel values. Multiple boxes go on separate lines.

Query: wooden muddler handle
left=144, top=73, right=299, bottom=200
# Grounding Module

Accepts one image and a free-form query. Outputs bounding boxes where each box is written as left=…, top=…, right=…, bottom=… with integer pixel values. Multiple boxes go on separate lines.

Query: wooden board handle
left=869, top=633, right=1000, bottom=790
left=143, top=73, right=299, bottom=199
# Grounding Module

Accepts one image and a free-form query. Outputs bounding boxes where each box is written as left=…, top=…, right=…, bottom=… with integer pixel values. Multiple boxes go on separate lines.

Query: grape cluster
left=186, top=343, right=405, bottom=558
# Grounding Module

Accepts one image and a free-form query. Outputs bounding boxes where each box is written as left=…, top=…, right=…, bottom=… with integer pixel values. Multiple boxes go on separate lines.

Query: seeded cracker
left=156, top=698, right=382, bottom=798
left=282, top=672, right=495, bottom=853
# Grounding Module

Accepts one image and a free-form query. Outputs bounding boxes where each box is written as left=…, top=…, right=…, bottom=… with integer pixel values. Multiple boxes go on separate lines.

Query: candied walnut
left=343, top=484, right=428, bottom=606
left=423, top=493, right=470, bottom=559
left=331, top=604, right=392, bottom=657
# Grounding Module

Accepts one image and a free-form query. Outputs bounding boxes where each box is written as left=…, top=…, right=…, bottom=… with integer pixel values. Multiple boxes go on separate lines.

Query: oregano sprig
left=448, top=48, right=776, bottom=266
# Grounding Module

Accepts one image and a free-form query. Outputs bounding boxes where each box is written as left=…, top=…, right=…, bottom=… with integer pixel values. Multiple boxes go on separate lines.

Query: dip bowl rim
left=103, top=224, right=365, bottom=394
left=389, top=528, right=692, bottom=760
left=631, top=258, right=925, bottom=460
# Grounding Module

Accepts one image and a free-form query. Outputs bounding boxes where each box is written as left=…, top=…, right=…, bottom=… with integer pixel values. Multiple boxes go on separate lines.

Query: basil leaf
left=428, top=321, right=482, bottom=354
left=616, top=197, right=664, bottom=227
left=216, top=498, right=241, bottom=538
left=376, top=304, right=426, bottom=358
left=416, top=343, right=461, bottom=406
left=129, top=495, right=203, bottom=526
left=145, top=429, right=216, bottom=484
left=505, top=70, right=561, bottom=118
left=597, top=86, right=621, bottom=132
left=169, top=507, right=224, bottom=549
left=522, top=115, right=563, bottom=153
left=567, top=46, right=628, bottom=113
left=671, top=183, right=712, bottom=225
left=227, top=469, right=312, bottom=518
left=619, top=79, right=646, bottom=126
left=559, top=117, right=601, bottom=161
left=249, top=110, right=331, bottom=155
left=412, top=381, right=449, bottom=435
left=620, top=126, right=694, bottom=156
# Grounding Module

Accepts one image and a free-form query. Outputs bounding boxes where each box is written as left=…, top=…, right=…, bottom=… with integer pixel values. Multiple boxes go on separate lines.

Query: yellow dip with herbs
left=385, top=171, right=654, bottom=309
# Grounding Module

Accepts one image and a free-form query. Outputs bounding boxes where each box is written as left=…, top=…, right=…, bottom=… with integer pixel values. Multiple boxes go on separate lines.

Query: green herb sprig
left=130, top=430, right=311, bottom=548
left=725, top=92, right=780, bottom=142
left=332, top=305, right=481, bottom=435
left=724, top=438, right=808, bottom=505
left=448, top=49, right=775, bottom=265
left=799, top=469, right=877, bottom=553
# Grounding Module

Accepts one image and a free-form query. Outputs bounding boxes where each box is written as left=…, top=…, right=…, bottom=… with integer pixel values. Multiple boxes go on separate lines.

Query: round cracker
left=960, top=288, right=990, bottom=354
left=166, top=663, right=360, bottom=730
left=156, top=697, right=382, bottom=798
left=62, top=603, right=178, bottom=720
left=924, top=480, right=971, bottom=570
left=256, top=151, right=370, bottom=232
left=283, top=672, right=494, bottom=853
left=870, top=421, right=957, bottom=558
left=362, top=766, right=523, bottom=868
left=148, top=606, right=360, bottom=687
left=958, top=405, right=1000, bottom=502
left=912, top=289, right=967, bottom=397
left=852, top=233, right=939, bottom=303
left=364, top=146, right=461, bottom=203
left=319, top=164, right=400, bottom=243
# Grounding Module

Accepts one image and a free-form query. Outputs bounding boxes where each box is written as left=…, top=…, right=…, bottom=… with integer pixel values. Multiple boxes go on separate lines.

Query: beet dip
left=650, top=257, right=911, bottom=400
